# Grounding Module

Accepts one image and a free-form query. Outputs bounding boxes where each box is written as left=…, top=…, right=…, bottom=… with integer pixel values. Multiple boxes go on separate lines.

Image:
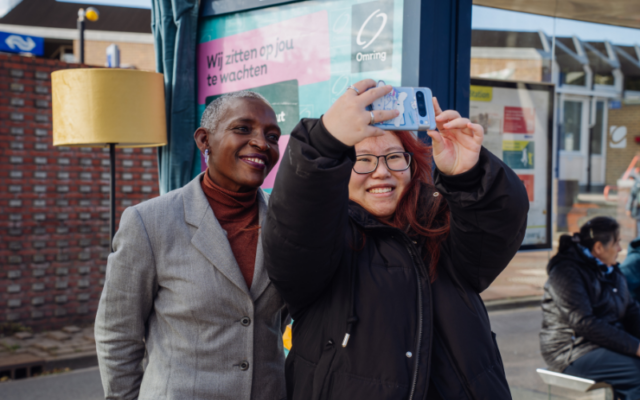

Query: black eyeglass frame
left=352, top=152, right=413, bottom=174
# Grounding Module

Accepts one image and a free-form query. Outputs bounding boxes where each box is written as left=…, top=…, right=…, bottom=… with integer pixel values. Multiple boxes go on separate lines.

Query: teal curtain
left=152, top=0, right=201, bottom=194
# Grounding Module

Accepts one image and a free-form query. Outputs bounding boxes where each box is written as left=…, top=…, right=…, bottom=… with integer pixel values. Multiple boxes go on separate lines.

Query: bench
left=536, top=368, right=615, bottom=400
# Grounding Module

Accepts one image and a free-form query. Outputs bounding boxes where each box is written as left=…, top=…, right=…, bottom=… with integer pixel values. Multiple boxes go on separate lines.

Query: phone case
left=366, top=80, right=436, bottom=132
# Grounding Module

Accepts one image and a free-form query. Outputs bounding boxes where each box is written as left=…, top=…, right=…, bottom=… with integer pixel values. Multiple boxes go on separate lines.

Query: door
left=559, top=95, right=589, bottom=184
left=589, top=100, right=607, bottom=187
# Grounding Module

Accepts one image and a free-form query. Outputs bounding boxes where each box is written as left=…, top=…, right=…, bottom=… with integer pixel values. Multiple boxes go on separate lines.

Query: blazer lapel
left=183, top=174, right=250, bottom=296
left=250, top=189, right=271, bottom=301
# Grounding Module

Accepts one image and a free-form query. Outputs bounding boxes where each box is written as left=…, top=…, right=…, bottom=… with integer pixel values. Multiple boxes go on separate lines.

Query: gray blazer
left=95, top=173, right=288, bottom=400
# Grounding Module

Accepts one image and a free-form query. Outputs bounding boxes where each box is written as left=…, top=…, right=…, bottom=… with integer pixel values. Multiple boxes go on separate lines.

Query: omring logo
left=356, top=10, right=387, bottom=50
left=351, top=0, right=393, bottom=73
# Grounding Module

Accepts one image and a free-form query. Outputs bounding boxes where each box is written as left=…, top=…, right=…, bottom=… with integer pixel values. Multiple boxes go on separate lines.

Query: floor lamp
left=51, top=69, right=167, bottom=251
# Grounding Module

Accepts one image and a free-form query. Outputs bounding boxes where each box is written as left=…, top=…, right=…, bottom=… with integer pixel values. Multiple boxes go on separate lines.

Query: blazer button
left=240, top=361, right=250, bottom=371
left=241, top=317, right=251, bottom=326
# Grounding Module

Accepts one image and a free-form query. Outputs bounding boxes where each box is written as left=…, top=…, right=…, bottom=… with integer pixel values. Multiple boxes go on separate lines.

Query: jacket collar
left=347, top=183, right=438, bottom=232
left=549, top=240, right=619, bottom=277
left=183, top=172, right=271, bottom=301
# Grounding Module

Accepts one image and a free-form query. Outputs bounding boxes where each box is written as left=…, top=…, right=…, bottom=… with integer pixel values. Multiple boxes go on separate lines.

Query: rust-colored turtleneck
left=201, top=171, right=259, bottom=289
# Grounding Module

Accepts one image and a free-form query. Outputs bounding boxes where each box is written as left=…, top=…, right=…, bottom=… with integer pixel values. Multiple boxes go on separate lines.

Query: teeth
left=244, top=157, right=265, bottom=165
left=368, top=187, right=393, bottom=194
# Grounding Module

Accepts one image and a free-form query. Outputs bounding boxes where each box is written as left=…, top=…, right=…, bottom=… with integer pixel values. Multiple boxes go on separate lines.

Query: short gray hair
left=200, top=91, right=272, bottom=132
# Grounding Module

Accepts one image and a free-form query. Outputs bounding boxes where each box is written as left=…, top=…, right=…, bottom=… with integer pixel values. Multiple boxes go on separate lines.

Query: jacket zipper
left=404, top=241, right=423, bottom=400
left=359, top=224, right=427, bottom=400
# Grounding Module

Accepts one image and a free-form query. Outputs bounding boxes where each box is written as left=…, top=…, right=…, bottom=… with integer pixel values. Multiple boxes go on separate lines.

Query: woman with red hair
left=264, top=79, right=529, bottom=400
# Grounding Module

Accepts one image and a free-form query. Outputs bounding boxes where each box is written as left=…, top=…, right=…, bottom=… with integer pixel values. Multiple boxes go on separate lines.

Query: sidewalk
left=0, top=325, right=97, bottom=380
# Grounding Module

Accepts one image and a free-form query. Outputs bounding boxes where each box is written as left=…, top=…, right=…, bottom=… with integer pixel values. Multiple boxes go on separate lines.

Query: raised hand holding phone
left=323, top=79, right=399, bottom=147
left=428, top=97, right=484, bottom=176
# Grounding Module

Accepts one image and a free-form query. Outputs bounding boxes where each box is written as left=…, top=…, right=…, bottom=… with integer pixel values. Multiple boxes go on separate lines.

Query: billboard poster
left=470, top=78, right=554, bottom=250
left=197, top=0, right=404, bottom=191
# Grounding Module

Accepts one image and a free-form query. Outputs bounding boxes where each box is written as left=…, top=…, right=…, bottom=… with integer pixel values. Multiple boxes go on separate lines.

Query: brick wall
left=605, top=104, right=640, bottom=187
left=0, top=54, right=160, bottom=332
left=73, top=40, right=156, bottom=71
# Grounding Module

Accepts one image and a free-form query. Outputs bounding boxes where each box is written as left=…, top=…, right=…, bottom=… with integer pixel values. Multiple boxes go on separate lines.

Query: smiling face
left=348, top=131, right=412, bottom=222
left=195, top=97, right=281, bottom=192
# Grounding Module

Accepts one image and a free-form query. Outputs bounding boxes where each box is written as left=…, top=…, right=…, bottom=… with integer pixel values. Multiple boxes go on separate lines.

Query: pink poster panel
left=197, top=11, right=331, bottom=103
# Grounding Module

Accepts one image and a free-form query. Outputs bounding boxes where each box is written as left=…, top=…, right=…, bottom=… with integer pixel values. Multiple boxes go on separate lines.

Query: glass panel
left=625, top=76, right=640, bottom=91
left=594, top=73, right=614, bottom=85
left=561, top=70, right=586, bottom=86
left=590, top=101, right=604, bottom=155
left=562, top=101, right=582, bottom=151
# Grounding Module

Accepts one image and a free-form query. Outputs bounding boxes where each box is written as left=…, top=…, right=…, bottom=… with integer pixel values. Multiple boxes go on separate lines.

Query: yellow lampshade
left=52, top=69, right=167, bottom=148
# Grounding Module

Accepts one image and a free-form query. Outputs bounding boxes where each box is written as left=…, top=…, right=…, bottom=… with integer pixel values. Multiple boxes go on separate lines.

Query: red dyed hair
left=387, top=131, right=450, bottom=281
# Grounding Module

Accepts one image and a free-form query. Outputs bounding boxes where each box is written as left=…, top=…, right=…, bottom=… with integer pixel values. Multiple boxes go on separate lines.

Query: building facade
left=472, top=29, right=640, bottom=190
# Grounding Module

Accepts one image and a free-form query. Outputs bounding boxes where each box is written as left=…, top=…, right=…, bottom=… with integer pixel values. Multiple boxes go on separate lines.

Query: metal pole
left=109, top=143, right=116, bottom=252
left=78, top=16, right=85, bottom=63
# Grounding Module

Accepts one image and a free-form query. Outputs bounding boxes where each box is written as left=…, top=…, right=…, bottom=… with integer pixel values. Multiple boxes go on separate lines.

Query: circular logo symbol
left=356, top=9, right=388, bottom=50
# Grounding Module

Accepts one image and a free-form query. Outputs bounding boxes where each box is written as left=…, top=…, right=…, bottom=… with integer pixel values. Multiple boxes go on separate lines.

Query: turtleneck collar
left=202, top=170, right=258, bottom=211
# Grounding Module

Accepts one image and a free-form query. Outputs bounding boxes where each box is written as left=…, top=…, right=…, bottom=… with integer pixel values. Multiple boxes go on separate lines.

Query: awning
left=474, top=0, right=640, bottom=30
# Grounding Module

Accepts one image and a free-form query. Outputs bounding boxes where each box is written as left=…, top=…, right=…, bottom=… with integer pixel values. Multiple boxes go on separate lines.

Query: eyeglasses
left=353, top=152, right=413, bottom=174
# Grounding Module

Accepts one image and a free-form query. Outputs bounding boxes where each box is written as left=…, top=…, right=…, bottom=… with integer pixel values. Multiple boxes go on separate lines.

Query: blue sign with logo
left=0, top=31, right=44, bottom=56
left=609, top=100, right=622, bottom=110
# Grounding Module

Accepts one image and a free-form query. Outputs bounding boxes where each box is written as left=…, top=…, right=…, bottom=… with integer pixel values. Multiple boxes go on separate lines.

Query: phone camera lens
left=416, top=91, right=427, bottom=117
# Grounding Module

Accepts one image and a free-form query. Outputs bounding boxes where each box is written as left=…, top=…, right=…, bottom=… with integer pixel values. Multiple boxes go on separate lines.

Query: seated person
left=540, top=217, right=640, bottom=400
left=621, top=237, right=640, bottom=302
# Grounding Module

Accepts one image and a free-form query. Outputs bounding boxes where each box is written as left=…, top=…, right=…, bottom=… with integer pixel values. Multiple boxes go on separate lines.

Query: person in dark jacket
left=263, top=79, right=529, bottom=400
left=540, top=217, right=640, bottom=400
left=620, top=237, right=640, bottom=302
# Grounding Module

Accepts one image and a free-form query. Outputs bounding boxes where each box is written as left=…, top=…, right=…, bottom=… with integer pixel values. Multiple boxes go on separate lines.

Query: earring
left=204, top=149, right=210, bottom=164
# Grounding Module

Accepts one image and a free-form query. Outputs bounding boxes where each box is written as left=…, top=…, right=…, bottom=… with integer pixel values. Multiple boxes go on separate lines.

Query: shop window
left=561, top=69, right=586, bottom=86
left=562, top=101, right=582, bottom=151
left=594, top=72, right=614, bottom=85
left=625, top=76, right=640, bottom=91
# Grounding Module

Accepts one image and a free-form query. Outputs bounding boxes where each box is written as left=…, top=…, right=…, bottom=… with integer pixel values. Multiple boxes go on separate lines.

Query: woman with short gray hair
left=95, top=91, right=289, bottom=400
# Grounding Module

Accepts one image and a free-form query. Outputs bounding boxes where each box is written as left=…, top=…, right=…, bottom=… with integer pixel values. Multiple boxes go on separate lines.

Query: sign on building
left=0, top=31, right=44, bottom=56
left=197, top=0, right=404, bottom=192
left=470, top=78, right=554, bottom=250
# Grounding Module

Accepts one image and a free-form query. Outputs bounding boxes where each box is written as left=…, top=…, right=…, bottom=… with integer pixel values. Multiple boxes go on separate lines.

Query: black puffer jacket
left=264, top=118, right=529, bottom=400
left=540, top=236, right=640, bottom=372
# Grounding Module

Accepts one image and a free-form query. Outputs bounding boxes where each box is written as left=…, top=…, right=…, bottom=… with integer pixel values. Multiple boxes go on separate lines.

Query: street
left=491, top=307, right=609, bottom=400
left=0, top=307, right=605, bottom=400
left=0, top=366, right=103, bottom=400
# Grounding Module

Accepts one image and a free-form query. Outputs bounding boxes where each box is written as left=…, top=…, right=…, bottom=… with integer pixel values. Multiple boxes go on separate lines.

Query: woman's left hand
left=427, top=97, right=484, bottom=176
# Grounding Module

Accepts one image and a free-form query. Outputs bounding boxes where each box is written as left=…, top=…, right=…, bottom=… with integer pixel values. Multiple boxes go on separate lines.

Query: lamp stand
left=78, top=17, right=85, bottom=63
left=109, top=143, right=116, bottom=252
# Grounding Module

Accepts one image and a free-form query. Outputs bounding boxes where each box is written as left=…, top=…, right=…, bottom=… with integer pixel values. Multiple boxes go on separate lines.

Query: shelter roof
left=474, top=0, right=640, bottom=30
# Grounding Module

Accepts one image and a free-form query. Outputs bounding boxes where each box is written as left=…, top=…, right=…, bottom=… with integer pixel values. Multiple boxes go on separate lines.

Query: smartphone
left=365, top=80, right=436, bottom=131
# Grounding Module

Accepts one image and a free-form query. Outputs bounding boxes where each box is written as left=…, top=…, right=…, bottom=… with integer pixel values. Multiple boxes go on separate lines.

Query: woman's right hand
left=322, top=79, right=399, bottom=147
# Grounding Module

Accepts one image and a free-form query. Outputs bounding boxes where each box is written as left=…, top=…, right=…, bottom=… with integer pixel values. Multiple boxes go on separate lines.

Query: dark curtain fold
left=151, top=0, right=201, bottom=194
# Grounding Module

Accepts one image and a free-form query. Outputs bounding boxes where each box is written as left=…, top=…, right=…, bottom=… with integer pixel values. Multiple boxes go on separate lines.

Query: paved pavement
left=0, top=366, right=103, bottom=400
left=491, top=307, right=610, bottom=400
left=0, top=307, right=612, bottom=400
